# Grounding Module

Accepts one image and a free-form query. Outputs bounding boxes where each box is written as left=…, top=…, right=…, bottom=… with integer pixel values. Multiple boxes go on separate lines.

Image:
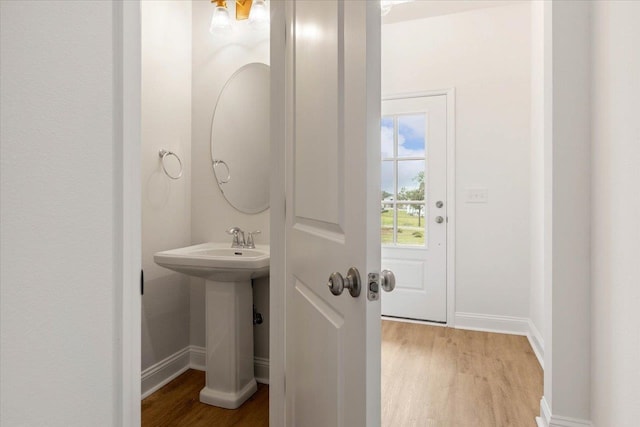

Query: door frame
left=268, top=0, right=286, bottom=425
left=118, top=1, right=142, bottom=426
left=382, top=89, right=456, bottom=326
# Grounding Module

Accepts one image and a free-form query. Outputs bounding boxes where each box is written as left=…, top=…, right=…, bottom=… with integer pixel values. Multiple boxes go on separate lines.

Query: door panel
left=382, top=259, right=425, bottom=291
left=292, top=280, right=343, bottom=427
left=381, top=95, right=448, bottom=322
left=284, top=1, right=381, bottom=426
left=294, top=0, right=342, bottom=227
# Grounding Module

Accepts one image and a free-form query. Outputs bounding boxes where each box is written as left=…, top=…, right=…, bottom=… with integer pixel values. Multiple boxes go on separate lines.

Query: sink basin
left=154, top=242, right=269, bottom=281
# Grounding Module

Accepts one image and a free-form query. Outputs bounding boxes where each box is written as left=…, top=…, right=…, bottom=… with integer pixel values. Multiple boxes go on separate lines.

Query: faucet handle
left=227, top=227, right=243, bottom=248
left=246, top=231, right=261, bottom=249
left=226, top=226, right=242, bottom=235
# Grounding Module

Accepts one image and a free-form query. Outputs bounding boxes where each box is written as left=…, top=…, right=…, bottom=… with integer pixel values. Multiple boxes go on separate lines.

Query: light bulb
left=210, top=5, right=232, bottom=34
left=249, top=0, right=269, bottom=30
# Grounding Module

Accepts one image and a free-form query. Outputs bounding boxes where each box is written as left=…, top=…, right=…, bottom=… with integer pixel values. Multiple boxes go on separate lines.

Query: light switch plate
left=465, top=188, right=488, bottom=203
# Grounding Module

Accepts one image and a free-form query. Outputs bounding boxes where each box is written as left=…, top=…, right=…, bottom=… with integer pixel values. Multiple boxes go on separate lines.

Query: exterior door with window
left=381, top=95, right=448, bottom=322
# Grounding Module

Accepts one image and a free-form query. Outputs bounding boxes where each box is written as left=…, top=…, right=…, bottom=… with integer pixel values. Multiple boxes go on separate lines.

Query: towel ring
left=159, top=149, right=183, bottom=180
left=212, top=159, right=231, bottom=184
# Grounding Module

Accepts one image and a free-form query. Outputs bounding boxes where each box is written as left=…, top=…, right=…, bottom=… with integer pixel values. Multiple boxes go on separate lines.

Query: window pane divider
left=392, top=156, right=426, bottom=161
left=382, top=157, right=426, bottom=161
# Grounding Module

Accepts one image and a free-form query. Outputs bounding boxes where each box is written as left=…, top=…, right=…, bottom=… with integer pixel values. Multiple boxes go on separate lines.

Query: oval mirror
left=211, top=63, right=270, bottom=213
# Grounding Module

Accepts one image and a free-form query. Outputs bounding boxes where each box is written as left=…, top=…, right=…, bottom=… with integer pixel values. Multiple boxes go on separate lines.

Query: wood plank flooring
left=142, top=370, right=268, bottom=427
left=142, top=320, right=542, bottom=426
left=382, top=320, right=543, bottom=427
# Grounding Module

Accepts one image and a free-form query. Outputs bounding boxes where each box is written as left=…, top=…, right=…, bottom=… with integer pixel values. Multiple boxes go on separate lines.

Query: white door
left=381, top=95, right=448, bottom=322
left=283, top=1, right=382, bottom=426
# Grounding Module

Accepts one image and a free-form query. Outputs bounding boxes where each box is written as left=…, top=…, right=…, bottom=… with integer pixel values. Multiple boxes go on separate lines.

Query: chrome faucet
left=226, top=227, right=261, bottom=249
left=226, top=227, right=245, bottom=248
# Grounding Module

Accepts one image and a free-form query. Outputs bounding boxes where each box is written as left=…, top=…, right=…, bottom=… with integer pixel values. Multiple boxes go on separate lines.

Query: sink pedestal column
left=199, top=279, right=257, bottom=409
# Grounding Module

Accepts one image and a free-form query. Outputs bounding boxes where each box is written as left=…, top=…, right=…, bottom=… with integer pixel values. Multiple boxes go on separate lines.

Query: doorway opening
left=380, top=1, right=544, bottom=425
left=139, top=1, right=272, bottom=425
left=122, top=0, right=548, bottom=424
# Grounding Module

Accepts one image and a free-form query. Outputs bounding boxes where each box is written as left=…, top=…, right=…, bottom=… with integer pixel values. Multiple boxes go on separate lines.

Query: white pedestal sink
left=154, top=242, right=269, bottom=409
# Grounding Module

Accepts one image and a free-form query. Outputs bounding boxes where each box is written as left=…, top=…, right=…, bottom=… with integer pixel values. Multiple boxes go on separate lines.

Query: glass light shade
left=249, top=0, right=269, bottom=29
left=210, top=5, right=232, bottom=34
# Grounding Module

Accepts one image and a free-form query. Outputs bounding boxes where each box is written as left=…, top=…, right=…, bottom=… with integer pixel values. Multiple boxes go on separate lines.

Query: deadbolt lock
left=367, top=272, right=380, bottom=301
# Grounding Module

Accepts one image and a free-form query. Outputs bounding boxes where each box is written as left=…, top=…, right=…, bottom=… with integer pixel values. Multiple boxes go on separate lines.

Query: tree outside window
left=381, top=113, right=427, bottom=246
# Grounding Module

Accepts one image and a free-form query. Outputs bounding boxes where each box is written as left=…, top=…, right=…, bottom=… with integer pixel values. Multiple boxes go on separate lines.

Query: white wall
left=141, top=1, right=192, bottom=371
left=190, top=0, right=270, bottom=359
left=591, top=1, right=640, bottom=425
left=0, top=1, right=125, bottom=425
left=382, top=4, right=532, bottom=322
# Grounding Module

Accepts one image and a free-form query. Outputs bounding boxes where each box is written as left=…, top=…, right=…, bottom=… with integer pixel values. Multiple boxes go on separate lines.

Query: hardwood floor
left=382, top=320, right=543, bottom=427
left=142, top=370, right=268, bottom=427
left=143, top=321, right=542, bottom=427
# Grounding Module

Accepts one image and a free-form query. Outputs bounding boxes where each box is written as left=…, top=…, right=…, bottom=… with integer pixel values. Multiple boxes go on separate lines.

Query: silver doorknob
left=381, top=270, right=396, bottom=292
left=327, top=267, right=361, bottom=298
left=435, top=216, right=444, bottom=224
left=435, top=201, right=444, bottom=208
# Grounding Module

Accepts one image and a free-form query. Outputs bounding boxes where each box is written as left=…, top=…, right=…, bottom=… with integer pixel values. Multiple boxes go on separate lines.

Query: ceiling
left=382, top=0, right=529, bottom=24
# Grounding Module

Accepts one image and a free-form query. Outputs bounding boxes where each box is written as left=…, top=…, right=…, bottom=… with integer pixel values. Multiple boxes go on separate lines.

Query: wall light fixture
left=209, top=0, right=270, bottom=34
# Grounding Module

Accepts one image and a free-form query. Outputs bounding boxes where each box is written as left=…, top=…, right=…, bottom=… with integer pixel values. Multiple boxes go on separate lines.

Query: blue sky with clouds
left=381, top=113, right=427, bottom=197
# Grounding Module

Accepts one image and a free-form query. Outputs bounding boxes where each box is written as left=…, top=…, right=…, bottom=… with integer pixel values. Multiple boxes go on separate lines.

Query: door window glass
left=380, top=114, right=427, bottom=246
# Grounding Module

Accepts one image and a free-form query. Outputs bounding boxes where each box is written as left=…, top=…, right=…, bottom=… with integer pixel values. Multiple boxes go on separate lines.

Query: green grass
left=381, top=208, right=424, bottom=227
left=381, top=208, right=425, bottom=245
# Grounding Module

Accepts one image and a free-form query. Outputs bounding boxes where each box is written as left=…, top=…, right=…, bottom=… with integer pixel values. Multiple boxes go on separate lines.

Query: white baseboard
left=550, top=416, right=593, bottom=427
left=189, top=345, right=206, bottom=371
left=141, top=347, right=191, bottom=399
left=539, top=397, right=552, bottom=427
left=382, top=315, right=447, bottom=328
left=527, top=319, right=545, bottom=369
left=539, top=396, right=593, bottom=427
left=455, top=312, right=530, bottom=335
left=454, top=312, right=545, bottom=369
left=141, top=346, right=269, bottom=399
left=388, top=313, right=544, bottom=368
left=254, top=356, right=270, bottom=385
